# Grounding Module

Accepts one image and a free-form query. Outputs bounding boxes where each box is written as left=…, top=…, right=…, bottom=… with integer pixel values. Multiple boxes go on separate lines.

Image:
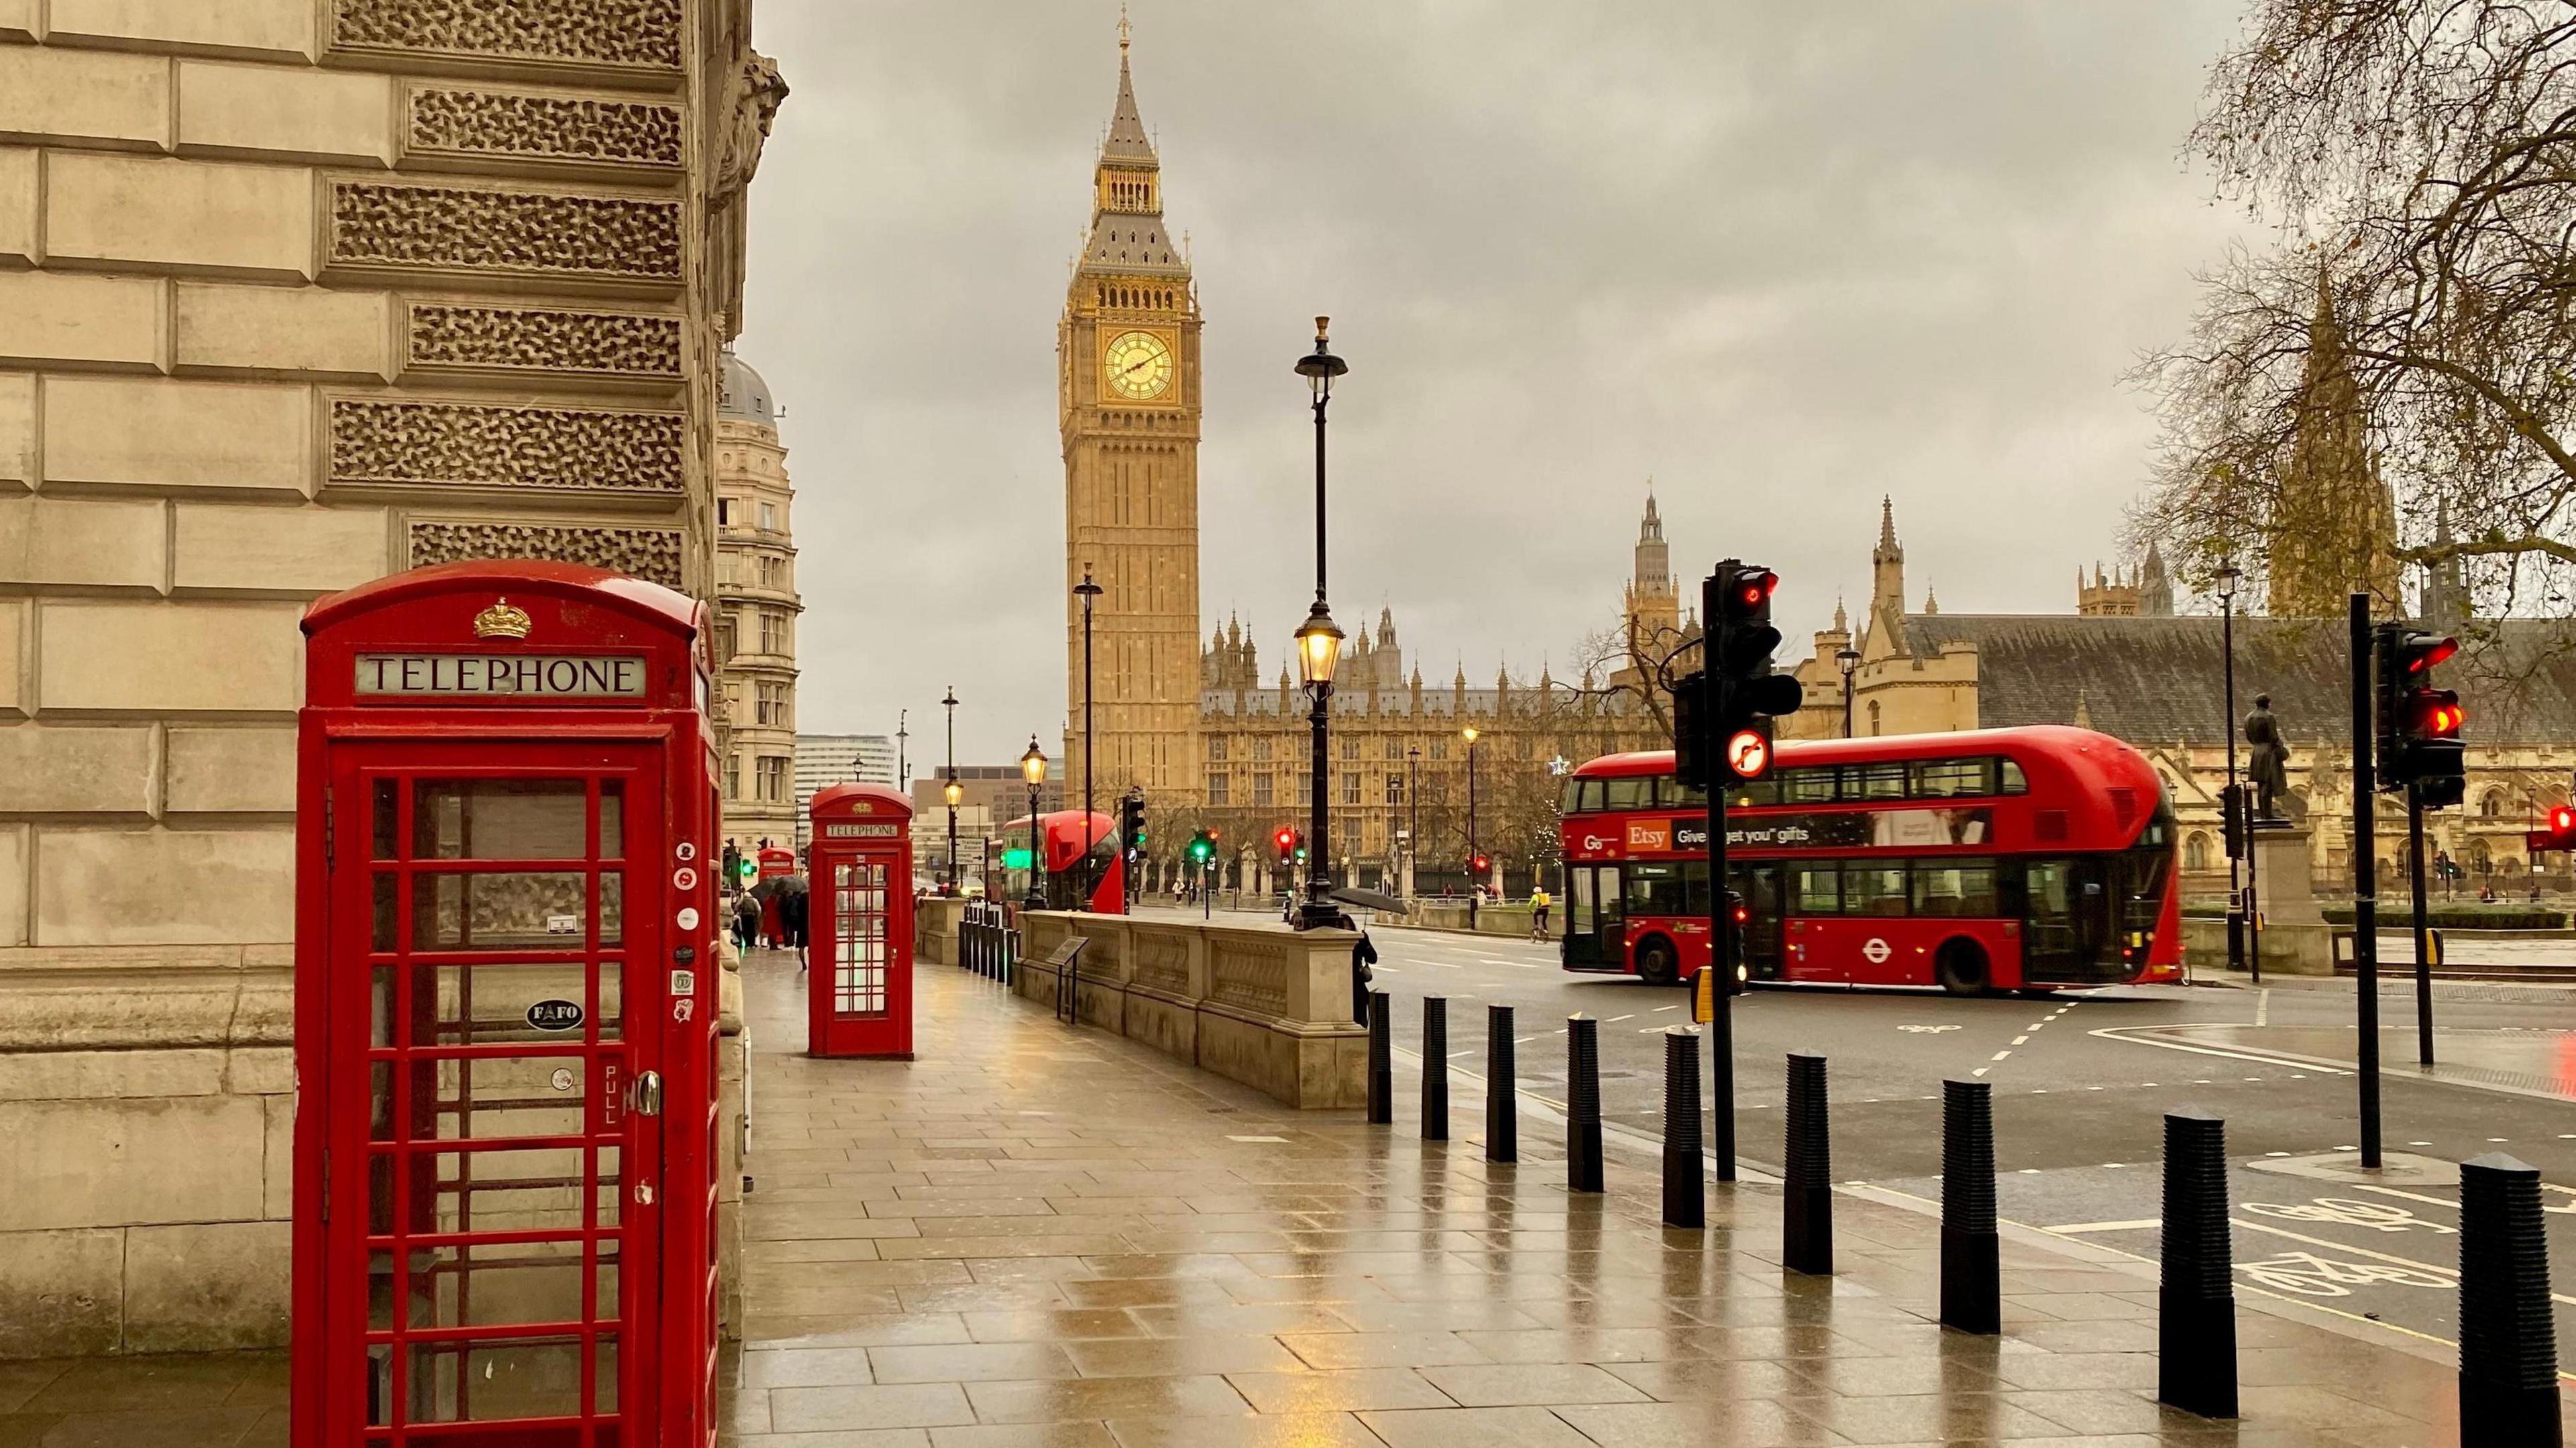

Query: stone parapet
left=914, top=895, right=964, bottom=965
left=1012, top=911, right=1366, bottom=1109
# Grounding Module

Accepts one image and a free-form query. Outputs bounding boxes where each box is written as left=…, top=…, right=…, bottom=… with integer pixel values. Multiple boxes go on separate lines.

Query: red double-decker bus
left=1001, top=811, right=1126, bottom=914
left=1560, top=726, right=2182, bottom=994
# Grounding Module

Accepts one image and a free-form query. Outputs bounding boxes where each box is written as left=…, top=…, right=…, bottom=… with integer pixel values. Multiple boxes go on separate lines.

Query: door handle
left=628, top=1070, right=663, bottom=1117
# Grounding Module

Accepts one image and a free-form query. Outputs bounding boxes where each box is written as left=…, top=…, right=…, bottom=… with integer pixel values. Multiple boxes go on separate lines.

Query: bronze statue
left=2244, top=693, right=2292, bottom=820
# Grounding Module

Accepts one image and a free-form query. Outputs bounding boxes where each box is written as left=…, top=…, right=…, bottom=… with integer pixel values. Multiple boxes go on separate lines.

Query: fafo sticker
left=527, top=999, right=584, bottom=1032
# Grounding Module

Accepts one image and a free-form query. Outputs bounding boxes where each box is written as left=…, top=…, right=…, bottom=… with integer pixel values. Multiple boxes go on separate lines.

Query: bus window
left=1560, top=777, right=1585, bottom=814
left=1912, top=758, right=1990, bottom=798
left=1604, top=777, right=1654, bottom=811
left=1845, top=864, right=1909, bottom=915
left=1784, top=767, right=1836, bottom=805
left=1791, top=862, right=1841, bottom=915
left=1669, top=778, right=1709, bottom=810
left=1913, top=861, right=1997, bottom=917
left=1999, top=758, right=2028, bottom=795
left=1575, top=779, right=1606, bottom=814
left=1626, top=862, right=1688, bottom=918
left=1727, top=775, right=1779, bottom=807
left=1849, top=763, right=1907, bottom=801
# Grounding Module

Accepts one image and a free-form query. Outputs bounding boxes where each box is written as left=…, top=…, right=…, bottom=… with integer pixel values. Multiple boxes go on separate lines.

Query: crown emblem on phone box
left=473, top=598, right=533, bottom=640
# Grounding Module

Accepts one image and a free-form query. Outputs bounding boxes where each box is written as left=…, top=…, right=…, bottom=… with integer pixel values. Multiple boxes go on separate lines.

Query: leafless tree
left=1566, top=618, right=1699, bottom=738
left=2133, top=0, right=2576, bottom=618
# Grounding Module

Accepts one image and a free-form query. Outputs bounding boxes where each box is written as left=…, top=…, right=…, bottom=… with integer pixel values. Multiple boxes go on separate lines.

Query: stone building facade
left=715, top=349, right=799, bottom=852
left=0, top=1, right=778, bottom=1355
left=1782, top=503, right=2576, bottom=896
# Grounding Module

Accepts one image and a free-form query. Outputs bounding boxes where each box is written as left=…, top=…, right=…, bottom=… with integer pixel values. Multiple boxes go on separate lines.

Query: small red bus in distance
left=1560, top=726, right=2182, bottom=994
left=1002, top=811, right=1126, bottom=914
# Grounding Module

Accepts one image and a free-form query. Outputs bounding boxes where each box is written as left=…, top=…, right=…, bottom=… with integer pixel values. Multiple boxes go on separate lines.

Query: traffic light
left=1274, top=826, right=1296, bottom=864
left=720, top=840, right=741, bottom=883
left=2219, top=783, right=2248, bottom=861
left=1295, top=834, right=1309, bottom=863
left=2374, top=626, right=2465, bottom=807
left=1470, top=852, right=1491, bottom=875
left=1671, top=671, right=1709, bottom=792
left=1695, top=559, right=1804, bottom=781
left=1118, top=793, right=1146, bottom=861
left=2530, top=805, right=2576, bottom=856
left=733, top=853, right=757, bottom=886
left=1186, top=828, right=1220, bottom=866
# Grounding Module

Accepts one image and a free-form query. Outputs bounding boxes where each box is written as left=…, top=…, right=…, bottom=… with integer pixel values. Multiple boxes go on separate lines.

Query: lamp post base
left=1295, top=899, right=1342, bottom=931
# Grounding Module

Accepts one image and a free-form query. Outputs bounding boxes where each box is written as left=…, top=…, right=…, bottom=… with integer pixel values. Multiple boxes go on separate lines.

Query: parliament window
left=1252, top=738, right=1273, bottom=762
left=1430, top=739, right=1448, bottom=761
left=1253, top=773, right=1273, bottom=806
left=1207, top=773, right=1230, bottom=805
left=1342, top=772, right=1360, bottom=805
left=1208, top=736, right=1228, bottom=762
left=1385, top=738, right=1403, bottom=760
left=1341, top=737, right=1358, bottom=760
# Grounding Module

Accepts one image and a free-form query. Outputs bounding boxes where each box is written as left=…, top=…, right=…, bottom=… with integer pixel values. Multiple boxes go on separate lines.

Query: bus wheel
left=1636, top=937, right=1680, bottom=987
left=1935, top=939, right=1990, bottom=997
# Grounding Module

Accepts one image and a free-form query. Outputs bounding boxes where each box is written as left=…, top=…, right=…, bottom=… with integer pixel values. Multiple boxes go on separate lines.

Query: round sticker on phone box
left=676, top=842, right=698, bottom=862
left=677, top=907, right=700, bottom=930
left=674, top=866, right=698, bottom=891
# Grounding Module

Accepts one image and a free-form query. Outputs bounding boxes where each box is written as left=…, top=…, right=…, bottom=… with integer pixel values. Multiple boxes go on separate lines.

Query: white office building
left=794, top=734, right=898, bottom=846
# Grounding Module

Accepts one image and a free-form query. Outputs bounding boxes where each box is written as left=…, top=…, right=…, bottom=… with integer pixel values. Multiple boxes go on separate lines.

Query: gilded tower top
left=1079, top=19, right=1188, bottom=281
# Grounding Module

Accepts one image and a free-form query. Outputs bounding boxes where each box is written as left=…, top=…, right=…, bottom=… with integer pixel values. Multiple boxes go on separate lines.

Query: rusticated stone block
left=0, top=497, right=167, bottom=592
left=0, top=1049, right=227, bottom=1103
left=46, top=153, right=316, bottom=282
left=32, top=825, right=295, bottom=946
left=177, top=62, right=394, bottom=168
left=403, top=303, right=682, bottom=381
left=0, top=148, right=35, bottom=268
left=175, top=283, right=393, bottom=381
left=166, top=725, right=296, bottom=814
left=42, top=378, right=312, bottom=496
left=0, top=373, right=33, bottom=488
left=38, top=600, right=305, bottom=713
left=0, top=1227, right=121, bottom=1357
left=0, top=1095, right=268, bottom=1231
left=328, top=0, right=681, bottom=72
left=326, top=179, right=680, bottom=288
left=330, top=398, right=684, bottom=494
left=124, top=1220, right=289, bottom=1351
left=173, top=502, right=390, bottom=595
left=0, top=47, right=170, bottom=152
left=0, top=272, right=166, bottom=372
left=0, top=726, right=156, bottom=815
left=48, top=0, right=316, bottom=62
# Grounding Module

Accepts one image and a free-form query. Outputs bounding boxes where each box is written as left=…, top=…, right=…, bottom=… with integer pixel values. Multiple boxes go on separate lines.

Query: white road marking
left=1607, top=1014, right=1636, bottom=1023
left=2255, top=988, right=2270, bottom=1027
left=2227, top=1219, right=2576, bottom=1306
left=2089, top=1025, right=2351, bottom=1076
left=2050, top=1219, right=2160, bottom=1233
left=2011, top=1036, right=2031, bottom=1046
left=1652, top=1004, right=1680, bottom=1012
left=1990, top=1051, right=2012, bottom=1062
left=1972, top=1066, right=1990, bottom=1077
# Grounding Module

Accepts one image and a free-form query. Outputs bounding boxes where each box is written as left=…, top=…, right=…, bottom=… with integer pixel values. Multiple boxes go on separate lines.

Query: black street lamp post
left=1020, top=738, right=1049, bottom=909
left=1407, top=744, right=1420, bottom=900
left=943, top=686, right=959, bottom=895
left=1835, top=647, right=1860, bottom=738
left=1075, top=565, right=1103, bottom=899
left=1464, top=725, right=1481, bottom=929
left=1292, top=317, right=1348, bottom=932
left=2218, top=561, right=2255, bottom=983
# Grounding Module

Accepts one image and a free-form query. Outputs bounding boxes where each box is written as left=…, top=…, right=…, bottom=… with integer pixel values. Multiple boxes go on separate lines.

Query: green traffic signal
left=1001, top=847, right=1033, bottom=869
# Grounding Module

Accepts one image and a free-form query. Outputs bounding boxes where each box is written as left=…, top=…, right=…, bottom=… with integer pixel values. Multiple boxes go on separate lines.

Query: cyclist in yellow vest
left=1528, top=885, right=1552, bottom=941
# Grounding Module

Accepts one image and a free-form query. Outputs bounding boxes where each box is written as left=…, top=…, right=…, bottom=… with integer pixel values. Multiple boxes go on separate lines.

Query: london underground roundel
left=1725, top=729, right=1770, bottom=779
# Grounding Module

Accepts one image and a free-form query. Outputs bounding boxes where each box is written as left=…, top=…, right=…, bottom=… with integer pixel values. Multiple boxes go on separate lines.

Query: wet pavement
left=719, top=947, right=2559, bottom=1445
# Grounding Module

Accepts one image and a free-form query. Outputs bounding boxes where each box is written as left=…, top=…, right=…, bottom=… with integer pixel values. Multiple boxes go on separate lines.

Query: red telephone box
left=754, top=846, right=795, bottom=945
left=292, top=561, right=722, bottom=1448
left=806, top=783, right=916, bottom=1058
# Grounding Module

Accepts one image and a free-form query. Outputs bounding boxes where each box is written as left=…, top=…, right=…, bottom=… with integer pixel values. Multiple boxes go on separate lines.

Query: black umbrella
left=1330, top=886, right=1409, bottom=916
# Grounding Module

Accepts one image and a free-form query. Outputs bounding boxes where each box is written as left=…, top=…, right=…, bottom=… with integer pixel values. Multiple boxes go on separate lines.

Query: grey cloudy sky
left=741, top=1, right=2251, bottom=766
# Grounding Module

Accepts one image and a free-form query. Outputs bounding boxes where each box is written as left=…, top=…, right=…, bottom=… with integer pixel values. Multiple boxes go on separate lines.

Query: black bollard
left=1566, top=1015, right=1603, bottom=1193
left=1366, top=991, right=1393, bottom=1125
left=1486, top=1003, right=1517, bottom=1164
left=2157, top=1110, right=2238, bottom=1419
left=1939, top=1078, right=1999, bottom=1334
left=2459, top=1153, right=2561, bottom=1446
left=1782, top=1051, right=1833, bottom=1275
left=1421, top=997, right=1449, bottom=1141
left=1660, top=1026, right=1704, bottom=1229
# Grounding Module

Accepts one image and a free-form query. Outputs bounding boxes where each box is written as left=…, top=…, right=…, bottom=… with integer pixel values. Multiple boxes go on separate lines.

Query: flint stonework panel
left=42, top=378, right=313, bottom=497
left=0, top=497, right=167, bottom=592
left=34, top=826, right=294, bottom=946
left=175, top=283, right=393, bottom=381
left=326, top=0, right=683, bottom=76
left=330, top=398, right=684, bottom=494
left=325, top=179, right=682, bottom=290
left=38, top=600, right=304, bottom=713
left=0, top=273, right=166, bottom=373
left=402, top=302, right=682, bottom=383
left=0, top=148, right=34, bottom=267
left=407, top=518, right=684, bottom=587
left=0, top=726, right=156, bottom=815
left=166, top=726, right=295, bottom=814
left=405, top=85, right=683, bottom=174
left=0, top=48, right=172, bottom=152
left=0, top=1094, right=268, bottom=1231
left=172, top=502, right=390, bottom=595
left=45, top=154, right=317, bottom=282
left=123, top=1220, right=289, bottom=1351
left=175, top=62, right=395, bottom=168
left=0, top=1227, right=121, bottom=1357
left=46, top=0, right=317, bottom=62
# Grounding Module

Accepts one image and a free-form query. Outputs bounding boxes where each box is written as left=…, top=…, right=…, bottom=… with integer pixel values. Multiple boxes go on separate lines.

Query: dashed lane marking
left=1652, top=1004, right=1680, bottom=1012
left=1607, top=1014, right=1636, bottom=1023
left=2051, top=1219, right=2161, bottom=1233
left=1990, top=1051, right=2012, bottom=1062
left=2012, top=1036, right=2031, bottom=1046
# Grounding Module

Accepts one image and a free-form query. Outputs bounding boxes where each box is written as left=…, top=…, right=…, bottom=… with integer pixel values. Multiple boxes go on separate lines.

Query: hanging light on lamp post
left=1835, top=647, right=1861, bottom=739
left=1292, top=317, right=1348, bottom=932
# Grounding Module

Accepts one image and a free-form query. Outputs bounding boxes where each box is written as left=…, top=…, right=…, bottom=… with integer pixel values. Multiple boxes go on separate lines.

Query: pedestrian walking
left=1350, top=921, right=1377, bottom=1026
left=732, top=890, right=759, bottom=954
left=781, top=887, right=809, bottom=970
left=1528, top=885, right=1552, bottom=941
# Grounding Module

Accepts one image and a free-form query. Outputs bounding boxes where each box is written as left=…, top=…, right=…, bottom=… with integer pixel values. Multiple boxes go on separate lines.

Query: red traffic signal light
left=2410, top=694, right=2465, bottom=736
left=1274, top=827, right=1294, bottom=850
left=1731, top=901, right=1750, bottom=926
left=1724, top=568, right=1778, bottom=618
left=1470, top=853, right=1491, bottom=873
left=2557, top=805, right=2576, bottom=832
left=2402, top=636, right=2459, bottom=675
left=2529, top=805, right=2576, bottom=854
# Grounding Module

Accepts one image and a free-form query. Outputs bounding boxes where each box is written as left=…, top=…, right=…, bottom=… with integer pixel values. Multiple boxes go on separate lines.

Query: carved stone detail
left=329, top=182, right=681, bottom=285
left=330, top=0, right=682, bottom=72
left=409, top=519, right=684, bottom=588
left=405, top=304, right=682, bottom=379
left=333, top=400, right=684, bottom=493
left=409, top=88, right=682, bottom=170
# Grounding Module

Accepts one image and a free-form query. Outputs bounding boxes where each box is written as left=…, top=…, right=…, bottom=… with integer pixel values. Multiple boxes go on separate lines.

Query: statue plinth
left=2246, top=824, right=2332, bottom=974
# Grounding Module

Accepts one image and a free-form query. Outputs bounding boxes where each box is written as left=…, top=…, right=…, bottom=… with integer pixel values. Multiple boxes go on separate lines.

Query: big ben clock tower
left=1059, top=17, right=1203, bottom=806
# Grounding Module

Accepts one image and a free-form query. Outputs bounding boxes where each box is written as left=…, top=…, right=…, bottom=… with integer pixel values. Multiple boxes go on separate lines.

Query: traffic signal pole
left=2349, top=594, right=2383, bottom=1170
left=1701, top=571, right=1737, bottom=1186
left=2408, top=779, right=2434, bottom=1067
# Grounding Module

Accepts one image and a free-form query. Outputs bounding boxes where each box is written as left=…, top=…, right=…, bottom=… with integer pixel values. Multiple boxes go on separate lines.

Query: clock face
left=1104, top=330, right=1175, bottom=400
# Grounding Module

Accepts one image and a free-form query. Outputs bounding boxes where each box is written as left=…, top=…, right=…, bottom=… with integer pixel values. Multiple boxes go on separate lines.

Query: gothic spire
left=1104, top=7, right=1154, bottom=164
